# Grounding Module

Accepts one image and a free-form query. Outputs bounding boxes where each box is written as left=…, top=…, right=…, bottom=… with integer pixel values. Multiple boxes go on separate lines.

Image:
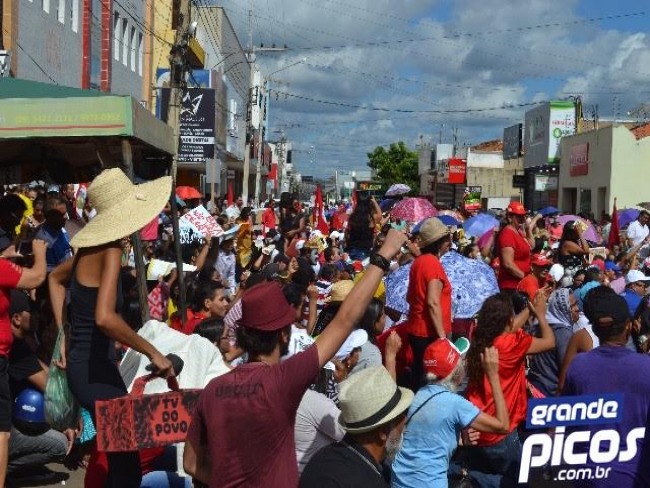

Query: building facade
left=558, top=123, right=650, bottom=217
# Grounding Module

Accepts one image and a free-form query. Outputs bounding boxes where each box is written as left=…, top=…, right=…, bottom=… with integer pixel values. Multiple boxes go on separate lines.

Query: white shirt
left=295, top=390, right=345, bottom=473
left=627, top=220, right=649, bottom=246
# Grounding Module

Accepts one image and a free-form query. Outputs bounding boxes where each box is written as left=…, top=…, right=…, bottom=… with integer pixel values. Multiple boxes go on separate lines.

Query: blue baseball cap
left=605, top=261, right=622, bottom=273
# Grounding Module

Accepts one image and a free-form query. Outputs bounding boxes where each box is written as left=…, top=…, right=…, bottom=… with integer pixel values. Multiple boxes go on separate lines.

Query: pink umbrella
left=556, top=215, right=602, bottom=244
left=391, top=198, right=438, bottom=223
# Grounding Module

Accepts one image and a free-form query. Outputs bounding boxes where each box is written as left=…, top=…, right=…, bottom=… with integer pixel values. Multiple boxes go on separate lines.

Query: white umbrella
left=385, top=183, right=411, bottom=197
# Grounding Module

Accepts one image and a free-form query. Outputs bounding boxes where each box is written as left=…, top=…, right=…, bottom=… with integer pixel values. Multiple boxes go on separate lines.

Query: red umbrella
left=390, top=198, right=438, bottom=223
left=227, top=181, right=234, bottom=206
left=176, top=186, right=202, bottom=200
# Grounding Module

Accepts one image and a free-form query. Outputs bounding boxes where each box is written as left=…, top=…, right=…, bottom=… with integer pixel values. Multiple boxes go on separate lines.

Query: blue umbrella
left=437, top=215, right=462, bottom=227
left=618, top=208, right=639, bottom=228
left=463, top=213, right=499, bottom=239
left=441, top=251, right=499, bottom=319
left=380, top=198, right=397, bottom=212
left=538, top=206, right=559, bottom=216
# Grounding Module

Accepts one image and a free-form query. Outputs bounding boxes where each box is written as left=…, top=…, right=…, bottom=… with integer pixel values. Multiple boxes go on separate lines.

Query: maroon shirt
left=187, top=345, right=320, bottom=487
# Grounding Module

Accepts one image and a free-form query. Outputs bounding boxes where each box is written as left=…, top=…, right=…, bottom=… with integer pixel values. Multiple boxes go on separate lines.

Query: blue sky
left=213, top=0, right=650, bottom=178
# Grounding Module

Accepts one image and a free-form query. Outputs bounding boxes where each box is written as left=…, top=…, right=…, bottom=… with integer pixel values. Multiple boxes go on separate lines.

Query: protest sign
left=147, top=259, right=197, bottom=281
left=179, top=205, right=223, bottom=244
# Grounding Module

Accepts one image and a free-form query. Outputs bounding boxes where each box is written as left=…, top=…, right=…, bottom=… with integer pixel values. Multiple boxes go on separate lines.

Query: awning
left=0, top=78, right=175, bottom=178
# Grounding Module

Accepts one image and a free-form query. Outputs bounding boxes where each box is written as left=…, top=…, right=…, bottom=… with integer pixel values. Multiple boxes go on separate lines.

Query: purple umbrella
left=618, top=208, right=640, bottom=228
left=556, top=215, right=602, bottom=244
left=463, top=213, right=499, bottom=239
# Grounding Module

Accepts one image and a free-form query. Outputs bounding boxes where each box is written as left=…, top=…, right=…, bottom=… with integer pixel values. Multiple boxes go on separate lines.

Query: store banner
left=570, top=143, right=589, bottom=176
left=448, top=158, right=467, bottom=184
left=159, top=88, right=216, bottom=164
left=463, top=186, right=482, bottom=211
left=534, top=175, right=558, bottom=191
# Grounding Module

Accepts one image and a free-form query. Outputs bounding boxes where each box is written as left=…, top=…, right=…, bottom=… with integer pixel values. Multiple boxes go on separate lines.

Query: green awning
left=0, top=78, right=174, bottom=155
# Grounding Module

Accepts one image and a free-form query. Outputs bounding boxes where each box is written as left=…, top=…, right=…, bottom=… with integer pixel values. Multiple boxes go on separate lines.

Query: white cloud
left=212, top=0, right=650, bottom=177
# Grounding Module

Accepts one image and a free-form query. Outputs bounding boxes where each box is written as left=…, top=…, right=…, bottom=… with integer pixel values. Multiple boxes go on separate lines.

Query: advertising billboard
left=448, top=158, right=467, bottom=184
left=463, top=186, right=482, bottom=211
left=503, top=123, right=523, bottom=160
left=569, top=143, right=589, bottom=176
left=524, top=101, right=576, bottom=168
left=534, top=175, right=558, bottom=191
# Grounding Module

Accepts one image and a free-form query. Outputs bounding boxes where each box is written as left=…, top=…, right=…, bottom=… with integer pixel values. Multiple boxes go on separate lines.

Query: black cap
left=583, top=286, right=630, bottom=328
left=9, top=290, right=31, bottom=316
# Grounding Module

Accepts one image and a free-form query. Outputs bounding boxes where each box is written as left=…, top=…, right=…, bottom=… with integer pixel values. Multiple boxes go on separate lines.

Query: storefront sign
left=524, top=101, right=576, bottom=168
left=448, top=158, right=467, bottom=184
left=534, top=175, right=558, bottom=191
left=357, top=181, right=382, bottom=191
left=512, top=174, right=526, bottom=189
left=570, top=143, right=589, bottom=176
left=549, top=101, right=576, bottom=164
left=159, top=88, right=216, bottom=164
left=503, top=124, right=523, bottom=160
left=463, top=186, right=482, bottom=211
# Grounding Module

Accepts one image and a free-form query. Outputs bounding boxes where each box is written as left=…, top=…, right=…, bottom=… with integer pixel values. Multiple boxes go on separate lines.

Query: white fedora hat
left=338, top=367, right=413, bottom=434
left=70, top=168, right=171, bottom=249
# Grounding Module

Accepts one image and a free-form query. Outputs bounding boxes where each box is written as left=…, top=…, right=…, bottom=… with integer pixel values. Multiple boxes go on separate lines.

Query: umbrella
left=618, top=208, right=639, bottom=228
left=441, top=251, right=499, bottom=319
left=379, top=198, right=397, bottom=212
left=438, top=209, right=464, bottom=222
left=538, top=206, right=559, bottom=216
left=385, top=183, right=411, bottom=197
left=385, top=261, right=412, bottom=315
left=556, top=215, right=602, bottom=244
left=463, top=213, right=499, bottom=238
left=437, top=215, right=462, bottom=227
left=390, top=198, right=438, bottom=223
left=176, top=186, right=202, bottom=200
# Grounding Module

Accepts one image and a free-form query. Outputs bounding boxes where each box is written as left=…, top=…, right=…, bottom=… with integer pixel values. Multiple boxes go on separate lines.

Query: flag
left=227, top=181, right=234, bottom=206
left=608, top=197, right=620, bottom=249
left=313, top=185, right=330, bottom=235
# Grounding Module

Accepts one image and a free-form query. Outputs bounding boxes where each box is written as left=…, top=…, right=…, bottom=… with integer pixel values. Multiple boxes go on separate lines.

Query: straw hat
left=417, top=217, right=451, bottom=248
left=70, top=168, right=171, bottom=248
left=329, top=280, right=355, bottom=302
left=338, top=367, right=413, bottom=433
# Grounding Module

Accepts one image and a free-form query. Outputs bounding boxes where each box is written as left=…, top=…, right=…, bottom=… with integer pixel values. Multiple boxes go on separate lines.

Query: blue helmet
left=13, top=388, right=48, bottom=435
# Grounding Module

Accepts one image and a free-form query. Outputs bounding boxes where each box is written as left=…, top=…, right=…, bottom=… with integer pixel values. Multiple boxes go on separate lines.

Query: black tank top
left=68, top=260, right=122, bottom=363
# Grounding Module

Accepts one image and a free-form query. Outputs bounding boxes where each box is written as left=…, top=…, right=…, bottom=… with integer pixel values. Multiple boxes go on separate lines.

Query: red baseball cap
left=423, top=338, right=462, bottom=380
left=506, top=202, right=527, bottom=215
left=531, top=253, right=552, bottom=267
left=239, top=282, right=296, bottom=331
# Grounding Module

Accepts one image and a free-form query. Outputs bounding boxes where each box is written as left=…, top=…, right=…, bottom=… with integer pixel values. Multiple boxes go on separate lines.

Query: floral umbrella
left=390, top=198, right=438, bottom=223
left=438, top=209, right=464, bottom=222
left=385, top=183, right=411, bottom=197
left=385, top=261, right=412, bottom=315
left=441, top=251, right=499, bottom=319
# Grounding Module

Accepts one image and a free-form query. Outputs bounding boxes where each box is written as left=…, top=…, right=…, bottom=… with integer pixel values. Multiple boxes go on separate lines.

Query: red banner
left=570, top=143, right=589, bottom=176
left=448, top=158, right=467, bottom=184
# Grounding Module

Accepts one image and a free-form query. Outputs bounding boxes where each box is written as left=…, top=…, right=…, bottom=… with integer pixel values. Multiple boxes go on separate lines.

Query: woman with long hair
left=559, top=220, right=589, bottom=279
left=461, top=291, right=554, bottom=486
left=344, top=192, right=381, bottom=260
left=48, top=169, right=175, bottom=488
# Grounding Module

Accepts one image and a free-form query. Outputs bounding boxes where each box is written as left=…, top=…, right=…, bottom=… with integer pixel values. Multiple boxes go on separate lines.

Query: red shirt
left=262, top=207, right=276, bottom=232
left=517, top=273, right=543, bottom=301
left=465, top=329, right=533, bottom=446
left=497, top=226, right=531, bottom=290
left=406, top=254, right=452, bottom=338
left=0, top=260, right=22, bottom=357
left=187, top=345, right=320, bottom=488
left=182, top=311, right=208, bottom=335
left=376, top=321, right=413, bottom=379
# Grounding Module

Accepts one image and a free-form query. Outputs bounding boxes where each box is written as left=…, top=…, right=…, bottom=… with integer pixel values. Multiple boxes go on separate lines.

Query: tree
left=367, top=141, right=419, bottom=191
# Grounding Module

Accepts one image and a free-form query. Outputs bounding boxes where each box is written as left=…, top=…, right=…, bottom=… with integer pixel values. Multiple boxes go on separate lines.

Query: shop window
left=71, top=0, right=78, bottom=32
left=113, top=12, right=121, bottom=61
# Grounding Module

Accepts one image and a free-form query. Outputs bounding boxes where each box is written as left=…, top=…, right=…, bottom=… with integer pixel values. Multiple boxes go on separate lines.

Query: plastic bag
left=44, top=327, right=80, bottom=431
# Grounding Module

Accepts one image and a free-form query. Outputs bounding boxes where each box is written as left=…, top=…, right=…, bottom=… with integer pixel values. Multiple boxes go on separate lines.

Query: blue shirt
left=563, top=345, right=650, bottom=487
left=391, top=384, right=479, bottom=488
left=35, top=225, right=72, bottom=272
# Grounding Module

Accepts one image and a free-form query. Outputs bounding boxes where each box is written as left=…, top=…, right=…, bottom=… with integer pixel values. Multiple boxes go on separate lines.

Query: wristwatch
left=369, top=252, right=391, bottom=272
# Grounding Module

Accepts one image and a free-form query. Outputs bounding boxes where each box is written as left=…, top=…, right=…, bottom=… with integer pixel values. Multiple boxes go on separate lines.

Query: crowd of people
left=1, top=173, right=650, bottom=487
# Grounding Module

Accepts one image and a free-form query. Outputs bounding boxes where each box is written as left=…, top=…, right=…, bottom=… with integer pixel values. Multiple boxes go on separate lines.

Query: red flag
left=608, top=197, right=620, bottom=249
left=313, top=185, right=330, bottom=235
left=227, top=181, right=234, bottom=206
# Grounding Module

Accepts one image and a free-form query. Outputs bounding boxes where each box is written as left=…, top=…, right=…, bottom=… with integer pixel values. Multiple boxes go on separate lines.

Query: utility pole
left=165, top=0, right=192, bottom=324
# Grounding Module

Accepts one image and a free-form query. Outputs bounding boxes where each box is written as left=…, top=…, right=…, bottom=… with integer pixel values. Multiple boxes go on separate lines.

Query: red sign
left=570, top=143, right=589, bottom=176
left=448, top=158, right=467, bottom=184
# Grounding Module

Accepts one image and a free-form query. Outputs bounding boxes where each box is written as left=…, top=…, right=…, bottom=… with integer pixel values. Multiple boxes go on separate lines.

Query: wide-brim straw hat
left=70, top=168, right=172, bottom=248
left=417, top=217, right=451, bottom=248
left=338, top=366, right=414, bottom=434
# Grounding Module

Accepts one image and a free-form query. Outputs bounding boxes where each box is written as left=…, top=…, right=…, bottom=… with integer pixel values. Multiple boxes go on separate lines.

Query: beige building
left=558, top=123, right=650, bottom=217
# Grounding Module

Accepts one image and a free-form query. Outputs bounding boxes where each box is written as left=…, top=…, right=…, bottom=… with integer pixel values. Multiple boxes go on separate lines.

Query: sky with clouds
left=212, top=0, right=650, bottom=178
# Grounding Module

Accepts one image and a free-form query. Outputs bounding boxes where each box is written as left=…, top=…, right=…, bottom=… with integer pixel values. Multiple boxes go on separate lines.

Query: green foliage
left=366, top=141, right=419, bottom=190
